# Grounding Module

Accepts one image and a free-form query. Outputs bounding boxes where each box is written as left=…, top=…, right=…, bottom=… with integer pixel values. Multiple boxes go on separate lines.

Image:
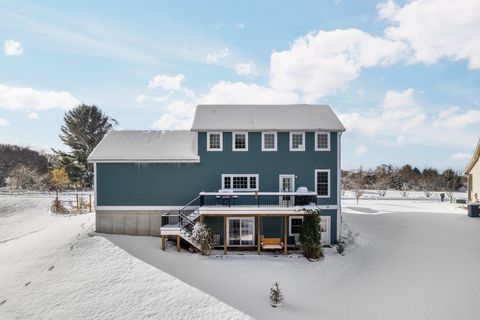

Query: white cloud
left=4, top=40, right=23, bottom=56
left=0, top=84, right=80, bottom=111
left=380, top=0, right=480, bottom=68
left=198, top=81, right=300, bottom=105
left=433, top=107, right=480, bottom=129
left=206, top=47, right=230, bottom=64
left=148, top=73, right=185, bottom=91
left=151, top=100, right=195, bottom=130
left=235, top=22, right=245, bottom=29
left=0, top=118, right=10, bottom=126
left=355, top=145, right=367, bottom=155
left=270, top=29, right=406, bottom=101
left=340, top=88, right=478, bottom=149
left=135, top=94, right=147, bottom=103
left=234, top=62, right=256, bottom=76
left=450, top=152, right=471, bottom=160
left=27, top=112, right=39, bottom=120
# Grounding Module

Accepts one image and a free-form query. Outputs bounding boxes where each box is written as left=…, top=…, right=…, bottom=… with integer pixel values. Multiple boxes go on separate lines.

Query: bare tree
left=442, top=169, right=462, bottom=202
left=5, top=164, right=39, bottom=190
left=351, top=168, right=367, bottom=204
left=419, top=168, right=440, bottom=198
left=374, top=164, right=393, bottom=197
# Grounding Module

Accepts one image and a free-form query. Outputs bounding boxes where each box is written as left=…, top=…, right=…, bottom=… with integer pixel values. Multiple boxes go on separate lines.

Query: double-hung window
left=207, top=132, right=223, bottom=151
left=289, top=216, right=304, bottom=236
left=290, top=132, right=305, bottom=151
left=222, top=174, right=259, bottom=191
left=315, top=132, right=330, bottom=151
left=315, top=169, right=330, bottom=198
left=261, top=132, right=277, bottom=151
left=232, top=132, right=248, bottom=151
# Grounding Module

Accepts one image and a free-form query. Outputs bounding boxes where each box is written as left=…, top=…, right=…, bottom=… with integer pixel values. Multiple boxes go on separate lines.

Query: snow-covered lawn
left=0, top=195, right=249, bottom=320
left=104, top=200, right=480, bottom=320
left=2, top=196, right=480, bottom=320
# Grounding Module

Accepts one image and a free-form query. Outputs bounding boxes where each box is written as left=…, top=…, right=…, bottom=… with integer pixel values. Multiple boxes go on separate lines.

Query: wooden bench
left=261, top=238, right=284, bottom=250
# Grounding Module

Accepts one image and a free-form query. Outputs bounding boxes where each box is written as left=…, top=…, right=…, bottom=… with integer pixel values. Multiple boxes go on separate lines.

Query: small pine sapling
left=269, top=282, right=284, bottom=307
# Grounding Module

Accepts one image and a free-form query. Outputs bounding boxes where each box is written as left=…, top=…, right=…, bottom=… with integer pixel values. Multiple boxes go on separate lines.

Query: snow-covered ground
left=2, top=196, right=480, bottom=320
left=0, top=195, right=249, bottom=320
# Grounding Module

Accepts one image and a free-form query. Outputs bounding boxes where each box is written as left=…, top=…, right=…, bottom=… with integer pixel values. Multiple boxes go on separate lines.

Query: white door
left=279, top=175, right=295, bottom=206
left=320, top=216, right=331, bottom=246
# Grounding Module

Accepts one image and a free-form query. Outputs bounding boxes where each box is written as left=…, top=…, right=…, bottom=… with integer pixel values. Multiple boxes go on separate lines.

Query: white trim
left=232, top=132, right=248, bottom=151
left=315, top=169, right=331, bottom=198
left=289, top=132, right=305, bottom=151
left=94, top=162, right=97, bottom=208
left=96, top=206, right=184, bottom=211
left=279, top=174, right=295, bottom=206
left=207, top=131, right=223, bottom=151
left=226, top=217, right=255, bottom=246
left=337, top=131, right=342, bottom=241
left=221, top=174, right=259, bottom=191
left=89, top=159, right=200, bottom=163
left=315, top=132, right=330, bottom=151
left=261, top=131, right=277, bottom=151
left=321, top=216, right=331, bottom=246
left=288, top=216, right=304, bottom=236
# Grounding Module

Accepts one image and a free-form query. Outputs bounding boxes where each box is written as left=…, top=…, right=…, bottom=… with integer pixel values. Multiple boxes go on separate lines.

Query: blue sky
left=0, top=0, right=479, bottom=170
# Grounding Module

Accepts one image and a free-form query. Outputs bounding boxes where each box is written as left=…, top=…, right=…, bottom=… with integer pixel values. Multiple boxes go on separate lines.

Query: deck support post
left=161, top=235, right=165, bottom=251
left=257, top=216, right=261, bottom=255
left=176, top=235, right=180, bottom=252
left=223, top=217, right=227, bottom=255
left=200, top=215, right=204, bottom=223
left=284, top=216, right=288, bottom=256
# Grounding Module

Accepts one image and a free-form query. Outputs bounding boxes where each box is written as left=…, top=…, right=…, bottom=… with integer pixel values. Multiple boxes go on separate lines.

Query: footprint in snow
left=48, top=266, right=54, bottom=271
left=24, top=281, right=31, bottom=287
left=0, top=300, right=6, bottom=306
left=70, top=244, right=74, bottom=251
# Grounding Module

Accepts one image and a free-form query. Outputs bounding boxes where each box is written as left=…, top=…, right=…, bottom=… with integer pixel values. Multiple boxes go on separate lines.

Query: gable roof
left=465, top=139, right=480, bottom=174
left=191, top=104, right=346, bottom=131
left=87, top=130, right=199, bottom=163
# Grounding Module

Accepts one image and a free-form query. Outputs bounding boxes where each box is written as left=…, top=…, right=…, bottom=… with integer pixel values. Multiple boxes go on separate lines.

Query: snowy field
left=0, top=195, right=249, bottom=320
left=2, top=196, right=480, bottom=320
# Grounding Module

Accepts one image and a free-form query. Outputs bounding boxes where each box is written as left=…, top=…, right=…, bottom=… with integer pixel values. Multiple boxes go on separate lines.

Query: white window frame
left=315, top=169, right=330, bottom=198
left=226, top=217, right=255, bottom=246
left=315, top=132, right=330, bottom=151
left=289, top=216, right=304, bottom=236
left=207, top=132, right=223, bottom=151
left=222, top=174, right=259, bottom=191
left=261, top=131, right=277, bottom=151
left=232, top=132, right=248, bottom=151
left=289, top=132, right=305, bottom=151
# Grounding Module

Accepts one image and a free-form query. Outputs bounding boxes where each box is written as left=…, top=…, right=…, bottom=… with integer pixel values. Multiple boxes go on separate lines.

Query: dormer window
left=207, top=132, right=223, bottom=151
left=290, top=132, right=305, bottom=151
left=232, top=132, right=248, bottom=151
left=315, top=132, right=330, bottom=151
left=261, top=132, right=277, bottom=151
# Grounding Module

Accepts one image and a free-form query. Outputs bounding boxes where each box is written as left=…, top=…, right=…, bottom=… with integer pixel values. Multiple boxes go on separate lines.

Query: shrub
left=50, top=199, right=70, bottom=214
left=299, top=208, right=323, bottom=260
left=191, top=222, right=214, bottom=255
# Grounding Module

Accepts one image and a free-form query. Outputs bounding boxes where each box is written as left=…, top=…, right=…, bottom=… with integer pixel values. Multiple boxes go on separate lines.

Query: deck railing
left=198, top=191, right=318, bottom=208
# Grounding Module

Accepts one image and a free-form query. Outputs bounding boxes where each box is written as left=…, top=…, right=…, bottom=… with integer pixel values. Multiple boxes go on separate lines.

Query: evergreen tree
left=269, top=282, right=284, bottom=307
left=54, top=104, right=116, bottom=188
left=299, top=208, right=323, bottom=259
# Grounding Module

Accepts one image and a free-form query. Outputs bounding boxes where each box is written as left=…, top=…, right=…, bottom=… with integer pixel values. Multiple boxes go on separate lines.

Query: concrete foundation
left=96, top=210, right=175, bottom=236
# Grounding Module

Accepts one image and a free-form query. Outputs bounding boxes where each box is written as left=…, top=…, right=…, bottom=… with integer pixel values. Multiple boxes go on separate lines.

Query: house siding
left=96, top=131, right=338, bottom=206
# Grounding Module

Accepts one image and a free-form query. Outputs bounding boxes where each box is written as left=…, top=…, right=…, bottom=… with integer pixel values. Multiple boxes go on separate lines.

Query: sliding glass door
left=228, top=217, right=254, bottom=245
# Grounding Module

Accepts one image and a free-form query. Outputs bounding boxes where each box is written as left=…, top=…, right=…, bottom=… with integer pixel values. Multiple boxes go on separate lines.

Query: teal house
left=88, top=104, right=345, bottom=254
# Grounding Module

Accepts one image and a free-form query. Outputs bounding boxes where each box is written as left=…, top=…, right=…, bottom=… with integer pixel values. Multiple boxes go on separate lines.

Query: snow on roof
left=191, top=104, right=346, bottom=131
left=88, top=130, right=199, bottom=162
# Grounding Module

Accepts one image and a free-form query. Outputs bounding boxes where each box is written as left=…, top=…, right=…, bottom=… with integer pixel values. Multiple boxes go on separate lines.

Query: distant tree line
left=1, top=104, right=116, bottom=192
left=342, top=164, right=466, bottom=202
